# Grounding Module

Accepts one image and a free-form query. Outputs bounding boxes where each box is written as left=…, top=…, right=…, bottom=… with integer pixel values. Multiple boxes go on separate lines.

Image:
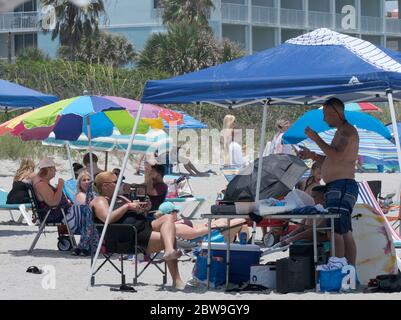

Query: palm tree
left=41, top=0, right=105, bottom=60
left=160, top=0, right=214, bottom=28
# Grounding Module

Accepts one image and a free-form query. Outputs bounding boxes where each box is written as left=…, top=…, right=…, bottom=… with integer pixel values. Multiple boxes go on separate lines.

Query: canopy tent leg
left=65, top=142, right=75, bottom=179
left=253, top=102, right=269, bottom=245
left=87, top=103, right=144, bottom=290
left=387, top=90, right=401, bottom=170
left=387, top=90, right=401, bottom=237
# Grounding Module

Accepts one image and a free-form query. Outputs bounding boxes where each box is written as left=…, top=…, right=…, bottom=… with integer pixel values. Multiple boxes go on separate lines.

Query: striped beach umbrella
left=300, top=129, right=398, bottom=165
left=43, top=129, right=172, bottom=155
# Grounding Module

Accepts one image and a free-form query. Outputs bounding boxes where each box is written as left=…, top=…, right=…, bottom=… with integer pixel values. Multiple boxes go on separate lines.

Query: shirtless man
left=298, top=97, right=359, bottom=266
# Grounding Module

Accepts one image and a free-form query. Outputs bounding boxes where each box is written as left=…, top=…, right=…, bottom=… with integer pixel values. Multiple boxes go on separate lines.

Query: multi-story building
left=0, top=0, right=400, bottom=61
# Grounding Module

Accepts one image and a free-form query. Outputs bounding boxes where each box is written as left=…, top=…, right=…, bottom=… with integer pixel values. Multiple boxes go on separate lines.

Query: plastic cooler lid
left=201, top=243, right=261, bottom=252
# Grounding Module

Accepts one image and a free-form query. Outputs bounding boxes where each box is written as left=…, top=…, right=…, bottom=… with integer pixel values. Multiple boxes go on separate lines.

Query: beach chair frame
left=26, top=184, right=77, bottom=253
left=0, top=188, right=33, bottom=225
left=90, top=223, right=167, bottom=291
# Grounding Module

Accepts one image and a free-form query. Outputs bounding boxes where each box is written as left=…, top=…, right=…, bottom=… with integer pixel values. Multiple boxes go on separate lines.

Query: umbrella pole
left=65, top=142, right=75, bottom=179
left=253, top=102, right=268, bottom=245
left=87, top=103, right=144, bottom=290
left=86, top=117, right=94, bottom=181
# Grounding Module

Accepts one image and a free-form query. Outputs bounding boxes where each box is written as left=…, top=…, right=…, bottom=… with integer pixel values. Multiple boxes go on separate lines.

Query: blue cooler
left=193, top=243, right=262, bottom=286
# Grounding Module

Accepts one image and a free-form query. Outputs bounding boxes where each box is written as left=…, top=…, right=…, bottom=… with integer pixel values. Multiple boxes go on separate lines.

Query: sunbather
left=91, top=171, right=185, bottom=289
left=7, top=158, right=36, bottom=204
left=156, top=202, right=249, bottom=243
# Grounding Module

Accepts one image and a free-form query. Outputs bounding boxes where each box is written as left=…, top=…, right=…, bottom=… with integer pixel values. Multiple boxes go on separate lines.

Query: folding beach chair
left=0, top=188, right=33, bottom=225
left=90, top=222, right=167, bottom=291
left=164, top=175, right=205, bottom=219
left=26, top=184, right=77, bottom=253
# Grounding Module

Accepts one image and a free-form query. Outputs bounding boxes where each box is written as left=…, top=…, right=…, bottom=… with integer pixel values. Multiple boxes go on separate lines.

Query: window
left=14, top=33, right=38, bottom=56
left=154, top=0, right=162, bottom=9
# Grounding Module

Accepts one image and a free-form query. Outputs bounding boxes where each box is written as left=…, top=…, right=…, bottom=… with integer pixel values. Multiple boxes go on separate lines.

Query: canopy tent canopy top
left=142, top=28, right=401, bottom=107
left=0, top=79, right=59, bottom=109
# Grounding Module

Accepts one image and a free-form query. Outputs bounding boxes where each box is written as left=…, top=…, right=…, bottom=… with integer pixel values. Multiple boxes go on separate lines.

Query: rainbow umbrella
left=0, top=96, right=183, bottom=141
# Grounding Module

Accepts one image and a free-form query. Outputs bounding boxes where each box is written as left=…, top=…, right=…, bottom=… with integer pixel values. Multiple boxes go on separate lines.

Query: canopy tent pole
left=387, top=90, right=401, bottom=169
left=86, top=116, right=94, bottom=182
left=65, top=142, right=75, bottom=179
left=105, top=151, right=108, bottom=171
left=253, top=101, right=268, bottom=245
left=87, top=103, right=144, bottom=290
left=386, top=90, right=401, bottom=237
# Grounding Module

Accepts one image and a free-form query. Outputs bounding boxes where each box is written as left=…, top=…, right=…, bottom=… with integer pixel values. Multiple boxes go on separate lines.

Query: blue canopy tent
left=142, top=28, right=401, bottom=197
left=89, top=28, right=401, bottom=285
left=0, top=79, right=59, bottom=111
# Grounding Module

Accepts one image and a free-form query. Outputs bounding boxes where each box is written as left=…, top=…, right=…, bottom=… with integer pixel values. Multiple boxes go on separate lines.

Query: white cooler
left=250, top=263, right=277, bottom=289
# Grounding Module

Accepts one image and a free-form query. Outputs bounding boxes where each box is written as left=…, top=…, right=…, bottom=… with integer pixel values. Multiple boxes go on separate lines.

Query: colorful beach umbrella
left=319, top=102, right=382, bottom=113
left=283, top=110, right=392, bottom=145
left=0, top=96, right=183, bottom=141
left=300, top=129, right=398, bottom=165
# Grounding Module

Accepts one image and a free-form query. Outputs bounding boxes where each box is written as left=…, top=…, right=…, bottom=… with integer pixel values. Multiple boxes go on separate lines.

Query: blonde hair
left=77, top=170, right=91, bottom=194
left=222, top=114, right=235, bottom=130
left=14, top=159, right=35, bottom=182
left=94, top=171, right=117, bottom=195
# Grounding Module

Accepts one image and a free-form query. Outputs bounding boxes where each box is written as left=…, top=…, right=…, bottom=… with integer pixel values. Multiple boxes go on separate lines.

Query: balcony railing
left=280, top=8, right=306, bottom=28
left=361, top=15, right=383, bottom=33
left=308, top=11, right=333, bottom=29
left=252, top=5, right=278, bottom=26
left=0, top=12, right=39, bottom=32
left=221, top=3, right=248, bottom=24
left=386, top=18, right=401, bottom=35
left=220, top=4, right=401, bottom=36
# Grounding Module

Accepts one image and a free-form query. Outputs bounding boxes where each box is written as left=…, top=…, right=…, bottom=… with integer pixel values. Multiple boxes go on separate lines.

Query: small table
left=201, top=213, right=340, bottom=291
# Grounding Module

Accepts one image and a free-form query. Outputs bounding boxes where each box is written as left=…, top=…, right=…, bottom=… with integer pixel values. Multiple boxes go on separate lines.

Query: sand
left=1, top=155, right=401, bottom=300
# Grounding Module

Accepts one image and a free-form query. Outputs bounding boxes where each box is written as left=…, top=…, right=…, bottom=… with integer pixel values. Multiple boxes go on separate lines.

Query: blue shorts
left=325, top=179, right=358, bottom=235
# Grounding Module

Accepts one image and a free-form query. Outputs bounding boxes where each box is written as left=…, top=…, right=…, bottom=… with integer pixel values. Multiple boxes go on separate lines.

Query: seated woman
left=32, top=157, right=71, bottom=223
left=7, top=158, right=36, bottom=204
left=75, top=170, right=92, bottom=205
left=156, top=202, right=249, bottom=243
left=91, top=171, right=185, bottom=289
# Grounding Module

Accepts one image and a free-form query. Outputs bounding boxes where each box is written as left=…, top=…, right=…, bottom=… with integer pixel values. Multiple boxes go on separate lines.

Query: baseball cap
left=158, top=202, right=180, bottom=215
left=37, top=157, right=56, bottom=169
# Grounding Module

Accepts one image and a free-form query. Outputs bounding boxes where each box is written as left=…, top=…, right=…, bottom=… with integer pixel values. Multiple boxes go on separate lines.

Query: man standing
left=298, top=98, right=359, bottom=266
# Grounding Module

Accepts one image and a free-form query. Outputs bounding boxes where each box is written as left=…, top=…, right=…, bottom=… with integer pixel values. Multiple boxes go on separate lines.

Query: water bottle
left=239, top=232, right=247, bottom=245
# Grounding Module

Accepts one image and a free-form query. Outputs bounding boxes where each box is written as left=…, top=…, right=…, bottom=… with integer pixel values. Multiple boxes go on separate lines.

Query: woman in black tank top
left=91, top=172, right=185, bottom=289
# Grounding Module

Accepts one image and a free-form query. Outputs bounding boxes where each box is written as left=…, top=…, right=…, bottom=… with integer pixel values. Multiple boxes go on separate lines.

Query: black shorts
left=118, top=213, right=153, bottom=249
left=325, top=179, right=358, bottom=235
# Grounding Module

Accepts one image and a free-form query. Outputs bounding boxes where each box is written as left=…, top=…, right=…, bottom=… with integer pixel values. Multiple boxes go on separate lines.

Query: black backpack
left=368, top=274, right=401, bottom=293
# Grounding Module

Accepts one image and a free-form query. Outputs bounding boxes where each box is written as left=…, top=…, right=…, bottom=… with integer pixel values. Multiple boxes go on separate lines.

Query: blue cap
left=158, top=202, right=180, bottom=215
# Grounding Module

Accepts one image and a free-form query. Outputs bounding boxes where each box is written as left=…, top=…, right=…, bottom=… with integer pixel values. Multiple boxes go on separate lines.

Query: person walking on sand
left=298, top=97, right=359, bottom=266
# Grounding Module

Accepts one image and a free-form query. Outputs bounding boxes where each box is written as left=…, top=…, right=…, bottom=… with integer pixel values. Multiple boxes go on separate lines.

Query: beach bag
left=318, top=268, right=346, bottom=292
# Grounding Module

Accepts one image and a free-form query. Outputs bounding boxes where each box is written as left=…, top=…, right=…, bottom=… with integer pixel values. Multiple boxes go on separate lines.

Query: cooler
left=193, top=243, right=262, bottom=285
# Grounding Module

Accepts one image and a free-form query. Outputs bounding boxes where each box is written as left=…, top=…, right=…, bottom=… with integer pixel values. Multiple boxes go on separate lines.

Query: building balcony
left=220, top=4, right=401, bottom=37
left=0, top=11, right=39, bottom=33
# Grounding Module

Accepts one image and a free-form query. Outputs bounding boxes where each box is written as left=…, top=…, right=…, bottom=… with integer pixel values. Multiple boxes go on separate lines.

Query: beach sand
left=1, top=155, right=401, bottom=300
